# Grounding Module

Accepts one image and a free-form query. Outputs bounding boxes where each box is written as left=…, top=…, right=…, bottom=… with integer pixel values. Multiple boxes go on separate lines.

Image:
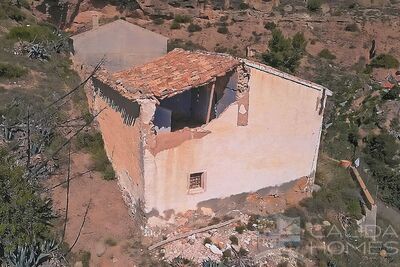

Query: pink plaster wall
left=143, top=67, right=326, bottom=213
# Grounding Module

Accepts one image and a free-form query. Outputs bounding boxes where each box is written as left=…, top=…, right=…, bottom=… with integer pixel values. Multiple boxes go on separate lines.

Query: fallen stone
left=283, top=5, right=293, bottom=12
left=95, top=241, right=106, bottom=257
left=313, top=184, right=321, bottom=192
left=208, top=244, right=223, bottom=255
left=188, top=234, right=196, bottom=245
left=321, top=3, right=330, bottom=14
left=200, top=207, right=215, bottom=217
left=211, top=236, right=222, bottom=245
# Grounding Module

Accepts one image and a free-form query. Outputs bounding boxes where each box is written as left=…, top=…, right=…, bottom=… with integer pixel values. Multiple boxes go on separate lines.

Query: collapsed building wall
left=75, top=48, right=330, bottom=217
left=89, top=78, right=145, bottom=210
left=142, top=65, right=328, bottom=214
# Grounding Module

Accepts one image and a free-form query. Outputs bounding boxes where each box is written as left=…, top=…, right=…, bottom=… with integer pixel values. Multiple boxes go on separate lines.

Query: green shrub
left=214, top=46, right=227, bottom=53
left=235, top=225, right=246, bottom=234
left=370, top=54, right=399, bottom=69
left=7, top=6, right=25, bottom=22
left=318, top=49, right=336, bottom=60
left=0, top=62, right=27, bottom=78
left=217, top=26, right=229, bottom=34
left=76, top=132, right=115, bottom=180
left=365, top=132, right=399, bottom=167
left=170, top=21, right=181, bottom=30
left=0, top=2, right=26, bottom=21
left=262, top=29, right=307, bottom=73
left=220, top=16, right=228, bottom=22
left=345, top=23, right=359, bottom=32
left=382, top=86, right=400, bottom=100
left=346, top=199, right=363, bottom=219
left=153, top=17, right=164, bottom=25
left=105, top=238, right=117, bottom=246
left=187, top=23, right=202, bottom=32
left=264, top=21, right=276, bottom=30
left=167, top=39, right=206, bottom=52
left=0, top=149, right=54, bottom=253
left=7, top=25, right=55, bottom=42
left=174, top=14, right=192, bottom=23
left=222, top=249, right=232, bottom=259
left=239, top=2, right=250, bottom=9
left=306, top=0, right=322, bottom=11
left=238, top=247, right=248, bottom=256
left=208, top=217, right=221, bottom=226
left=79, top=250, right=91, bottom=267
left=229, top=235, right=238, bottom=245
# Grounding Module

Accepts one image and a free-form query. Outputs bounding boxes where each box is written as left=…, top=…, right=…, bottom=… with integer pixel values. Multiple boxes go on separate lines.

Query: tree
left=262, top=29, right=307, bottom=73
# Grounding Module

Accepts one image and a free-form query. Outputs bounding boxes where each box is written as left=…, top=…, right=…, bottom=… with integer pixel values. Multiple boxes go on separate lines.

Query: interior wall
left=216, top=72, right=238, bottom=117
left=154, top=106, right=172, bottom=133
left=159, top=90, right=192, bottom=121
left=143, top=67, right=326, bottom=213
left=191, top=85, right=212, bottom=123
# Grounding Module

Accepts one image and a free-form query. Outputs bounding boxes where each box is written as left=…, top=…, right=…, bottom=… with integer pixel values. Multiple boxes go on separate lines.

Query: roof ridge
left=71, top=19, right=168, bottom=40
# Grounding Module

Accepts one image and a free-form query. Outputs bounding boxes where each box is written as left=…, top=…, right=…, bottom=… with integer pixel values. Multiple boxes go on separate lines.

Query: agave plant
left=202, top=259, right=227, bottom=267
left=5, top=239, right=58, bottom=267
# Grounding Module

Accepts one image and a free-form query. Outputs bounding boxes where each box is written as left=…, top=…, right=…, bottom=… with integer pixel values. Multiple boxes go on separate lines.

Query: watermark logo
left=255, top=214, right=302, bottom=250
left=254, top=214, right=399, bottom=257
left=307, top=224, right=399, bottom=256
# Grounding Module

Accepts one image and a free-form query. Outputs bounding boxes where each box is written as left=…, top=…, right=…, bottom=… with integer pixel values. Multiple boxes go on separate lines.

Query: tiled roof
left=112, top=49, right=240, bottom=99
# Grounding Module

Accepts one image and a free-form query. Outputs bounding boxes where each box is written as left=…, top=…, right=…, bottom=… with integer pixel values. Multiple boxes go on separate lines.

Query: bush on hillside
left=262, top=29, right=307, bottom=73
left=370, top=54, right=399, bottom=69
left=173, top=14, right=192, bottom=24
left=264, top=21, right=277, bottom=30
left=382, top=86, right=400, bottom=100
left=167, top=39, right=206, bottom=52
left=217, top=26, right=229, bottom=34
left=170, top=20, right=181, bottom=30
left=345, top=23, right=359, bottom=32
left=307, top=0, right=322, bottom=11
left=0, top=63, right=27, bottom=78
left=76, top=132, right=115, bottom=180
left=152, top=17, right=164, bottom=25
left=318, top=49, right=336, bottom=60
left=187, top=23, right=202, bottom=32
left=7, top=25, right=55, bottom=42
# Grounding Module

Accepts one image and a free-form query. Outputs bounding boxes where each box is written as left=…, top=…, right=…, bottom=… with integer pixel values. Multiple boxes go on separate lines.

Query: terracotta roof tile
left=112, top=49, right=240, bottom=99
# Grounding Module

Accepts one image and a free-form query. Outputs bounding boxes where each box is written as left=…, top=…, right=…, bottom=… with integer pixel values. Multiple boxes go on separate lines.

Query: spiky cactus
left=5, top=239, right=58, bottom=267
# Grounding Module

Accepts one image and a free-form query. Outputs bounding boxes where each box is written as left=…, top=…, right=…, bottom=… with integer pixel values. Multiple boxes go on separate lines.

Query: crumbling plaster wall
left=91, top=85, right=145, bottom=209
left=143, top=67, right=326, bottom=214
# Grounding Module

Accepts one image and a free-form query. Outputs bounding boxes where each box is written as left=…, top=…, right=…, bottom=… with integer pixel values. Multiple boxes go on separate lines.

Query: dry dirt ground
left=45, top=150, right=309, bottom=266
left=46, top=152, right=139, bottom=267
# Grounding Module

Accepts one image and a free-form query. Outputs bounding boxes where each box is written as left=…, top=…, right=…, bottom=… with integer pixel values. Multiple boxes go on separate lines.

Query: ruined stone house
left=81, top=48, right=332, bottom=215
left=71, top=19, right=168, bottom=72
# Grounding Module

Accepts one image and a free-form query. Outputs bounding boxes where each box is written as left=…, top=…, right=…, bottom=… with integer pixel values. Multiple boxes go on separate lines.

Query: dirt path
left=47, top=152, right=138, bottom=267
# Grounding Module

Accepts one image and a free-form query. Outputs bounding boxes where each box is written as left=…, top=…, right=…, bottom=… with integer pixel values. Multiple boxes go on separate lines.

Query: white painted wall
left=143, top=67, right=326, bottom=214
